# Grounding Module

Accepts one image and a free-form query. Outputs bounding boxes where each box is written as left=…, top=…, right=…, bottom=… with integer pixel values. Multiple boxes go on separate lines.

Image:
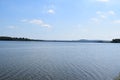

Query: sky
left=1, top=0, right=120, bottom=40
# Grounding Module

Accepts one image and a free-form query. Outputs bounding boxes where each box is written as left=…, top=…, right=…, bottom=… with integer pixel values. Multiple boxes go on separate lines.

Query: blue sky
left=1, top=0, right=120, bottom=40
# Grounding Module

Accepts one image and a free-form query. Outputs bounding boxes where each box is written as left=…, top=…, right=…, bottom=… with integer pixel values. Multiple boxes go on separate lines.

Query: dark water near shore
left=0, top=41, right=120, bottom=80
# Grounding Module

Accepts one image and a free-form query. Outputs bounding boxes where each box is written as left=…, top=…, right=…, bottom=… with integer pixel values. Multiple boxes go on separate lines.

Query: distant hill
left=36, top=39, right=110, bottom=43
left=77, top=39, right=110, bottom=43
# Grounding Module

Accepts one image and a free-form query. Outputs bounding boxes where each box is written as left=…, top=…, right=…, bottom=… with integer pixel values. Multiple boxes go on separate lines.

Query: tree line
left=111, top=39, right=120, bottom=43
left=0, top=36, right=120, bottom=43
left=0, top=36, right=31, bottom=41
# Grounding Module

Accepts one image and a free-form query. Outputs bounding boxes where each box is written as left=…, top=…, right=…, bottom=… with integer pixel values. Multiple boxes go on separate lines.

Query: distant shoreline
left=0, top=36, right=110, bottom=43
left=0, top=40, right=110, bottom=43
left=0, top=36, right=120, bottom=43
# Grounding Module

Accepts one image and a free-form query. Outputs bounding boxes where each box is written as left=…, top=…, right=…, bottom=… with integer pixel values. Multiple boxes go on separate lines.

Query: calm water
left=0, top=41, right=120, bottom=80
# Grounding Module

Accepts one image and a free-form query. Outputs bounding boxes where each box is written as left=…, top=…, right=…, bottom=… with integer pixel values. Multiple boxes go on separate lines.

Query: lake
left=0, top=41, right=120, bottom=80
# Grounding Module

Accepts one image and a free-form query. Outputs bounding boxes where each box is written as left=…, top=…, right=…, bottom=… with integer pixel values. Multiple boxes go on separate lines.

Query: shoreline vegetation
left=0, top=36, right=120, bottom=43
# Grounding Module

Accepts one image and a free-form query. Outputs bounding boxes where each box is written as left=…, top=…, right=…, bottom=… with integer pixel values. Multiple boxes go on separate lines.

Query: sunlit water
left=0, top=41, right=120, bottom=80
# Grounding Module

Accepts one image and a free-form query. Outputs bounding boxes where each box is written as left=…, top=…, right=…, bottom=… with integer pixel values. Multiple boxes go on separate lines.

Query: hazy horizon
left=1, top=0, right=120, bottom=40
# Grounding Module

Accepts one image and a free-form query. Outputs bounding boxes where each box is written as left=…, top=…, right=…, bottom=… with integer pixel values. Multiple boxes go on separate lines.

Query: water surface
left=0, top=41, right=120, bottom=80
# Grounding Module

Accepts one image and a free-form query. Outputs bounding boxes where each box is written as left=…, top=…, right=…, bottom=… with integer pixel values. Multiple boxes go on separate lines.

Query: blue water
left=0, top=41, right=120, bottom=80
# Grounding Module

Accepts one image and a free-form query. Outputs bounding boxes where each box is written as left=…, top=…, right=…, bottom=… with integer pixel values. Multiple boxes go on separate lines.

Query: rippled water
left=0, top=41, right=120, bottom=80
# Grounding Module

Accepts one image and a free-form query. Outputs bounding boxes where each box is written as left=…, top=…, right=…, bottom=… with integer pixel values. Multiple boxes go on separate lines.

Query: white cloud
left=8, top=26, right=17, bottom=29
left=91, top=18, right=99, bottom=22
left=90, top=10, right=116, bottom=24
left=21, top=19, right=28, bottom=22
left=91, top=18, right=100, bottom=24
left=29, top=19, right=43, bottom=25
left=100, top=15, right=107, bottom=19
left=113, top=20, right=120, bottom=24
left=21, top=19, right=51, bottom=28
left=96, top=11, right=107, bottom=19
left=43, top=4, right=56, bottom=14
left=95, top=10, right=115, bottom=19
left=41, top=24, right=51, bottom=28
left=97, top=0, right=109, bottom=2
left=108, top=11, right=115, bottom=15
left=47, top=9, right=55, bottom=14
left=96, top=11, right=102, bottom=14
left=90, top=10, right=118, bottom=25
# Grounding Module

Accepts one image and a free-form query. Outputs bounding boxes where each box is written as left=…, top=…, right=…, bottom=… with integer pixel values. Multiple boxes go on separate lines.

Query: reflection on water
left=0, top=41, right=120, bottom=80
